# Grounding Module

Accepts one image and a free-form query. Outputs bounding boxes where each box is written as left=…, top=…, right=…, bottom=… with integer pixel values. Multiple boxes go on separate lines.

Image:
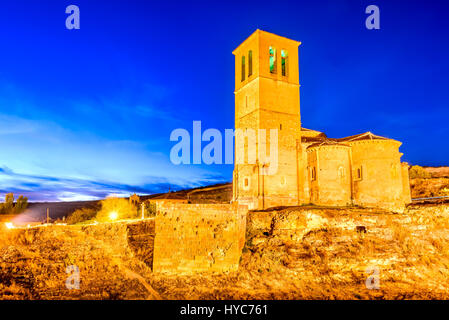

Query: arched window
left=248, top=50, right=253, bottom=77
left=281, top=176, right=286, bottom=186
left=391, top=163, right=398, bottom=179
left=241, top=56, right=245, bottom=82
left=338, top=166, right=345, bottom=178
left=243, top=177, right=250, bottom=190
left=269, top=46, right=277, bottom=74
left=356, top=166, right=363, bottom=180
left=311, top=167, right=316, bottom=181
left=281, top=50, right=288, bottom=76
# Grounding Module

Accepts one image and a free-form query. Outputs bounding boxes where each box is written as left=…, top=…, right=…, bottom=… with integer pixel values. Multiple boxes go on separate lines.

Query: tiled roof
left=300, top=127, right=327, bottom=140
left=307, top=140, right=350, bottom=149
left=336, top=131, right=390, bottom=142
left=301, top=129, right=397, bottom=146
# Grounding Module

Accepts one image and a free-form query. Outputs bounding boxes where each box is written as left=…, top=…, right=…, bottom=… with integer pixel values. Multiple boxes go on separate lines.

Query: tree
left=66, top=207, right=97, bottom=225
left=145, top=202, right=157, bottom=217
left=0, top=193, right=29, bottom=215
left=3, top=193, right=14, bottom=213
left=409, top=165, right=432, bottom=179
left=15, top=195, right=28, bottom=213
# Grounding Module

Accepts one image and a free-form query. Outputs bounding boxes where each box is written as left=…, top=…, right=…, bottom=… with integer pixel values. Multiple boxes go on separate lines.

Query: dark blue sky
left=0, top=0, right=448, bottom=201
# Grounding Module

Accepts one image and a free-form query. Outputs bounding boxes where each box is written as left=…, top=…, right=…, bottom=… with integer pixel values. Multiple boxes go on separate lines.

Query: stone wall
left=350, top=140, right=406, bottom=212
left=246, top=206, right=404, bottom=245
left=126, top=220, right=155, bottom=268
left=307, top=144, right=352, bottom=206
left=246, top=204, right=449, bottom=246
left=153, top=203, right=247, bottom=273
left=401, top=163, right=412, bottom=204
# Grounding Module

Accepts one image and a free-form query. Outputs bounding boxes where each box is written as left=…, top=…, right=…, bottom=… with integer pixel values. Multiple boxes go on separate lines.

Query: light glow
left=109, top=211, right=119, bottom=220
left=4, top=222, right=15, bottom=229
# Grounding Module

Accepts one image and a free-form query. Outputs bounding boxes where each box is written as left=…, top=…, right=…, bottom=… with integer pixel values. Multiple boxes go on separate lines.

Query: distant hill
left=141, top=183, right=232, bottom=203
left=12, top=200, right=100, bottom=223
left=422, top=166, right=449, bottom=178
left=11, top=183, right=232, bottom=223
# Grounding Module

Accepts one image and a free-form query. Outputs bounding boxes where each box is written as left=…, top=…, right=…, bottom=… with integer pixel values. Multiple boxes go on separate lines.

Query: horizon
left=1, top=0, right=448, bottom=201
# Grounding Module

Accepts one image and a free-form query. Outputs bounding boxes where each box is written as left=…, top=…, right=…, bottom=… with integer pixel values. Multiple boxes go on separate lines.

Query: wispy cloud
left=0, top=165, right=225, bottom=202
left=0, top=111, right=226, bottom=201
left=0, top=79, right=229, bottom=202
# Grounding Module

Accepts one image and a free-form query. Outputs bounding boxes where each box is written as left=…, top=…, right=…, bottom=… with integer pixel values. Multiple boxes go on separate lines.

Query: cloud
left=134, top=105, right=175, bottom=121
left=0, top=114, right=40, bottom=135
left=0, top=112, right=227, bottom=201
left=0, top=166, right=225, bottom=202
left=0, top=81, right=228, bottom=202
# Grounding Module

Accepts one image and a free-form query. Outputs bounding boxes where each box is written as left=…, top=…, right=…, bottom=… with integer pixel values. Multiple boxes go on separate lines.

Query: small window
left=248, top=50, right=253, bottom=77
left=241, top=56, right=245, bottom=82
left=338, top=166, right=345, bottom=178
left=243, top=177, right=250, bottom=190
left=355, top=166, right=363, bottom=181
left=281, top=50, right=288, bottom=76
left=280, top=123, right=282, bottom=130
left=311, top=167, right=316, bottom=181
left=269, top=46, right=277, bottom=74
left=391, top=163, right=398, bottom=179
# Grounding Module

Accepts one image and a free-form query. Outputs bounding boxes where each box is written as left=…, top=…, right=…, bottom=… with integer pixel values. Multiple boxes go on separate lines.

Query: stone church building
left=232, top=30, right=411, bottom=212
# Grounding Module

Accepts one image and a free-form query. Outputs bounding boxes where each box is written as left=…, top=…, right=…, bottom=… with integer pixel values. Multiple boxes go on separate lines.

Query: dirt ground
left=1, top=202, right=449, bottom=300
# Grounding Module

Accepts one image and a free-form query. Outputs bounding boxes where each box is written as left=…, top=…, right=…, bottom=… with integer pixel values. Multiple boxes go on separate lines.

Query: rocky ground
left=410, top=166, right=449, bottom=199
left=2, top=203, right=449, bottom=300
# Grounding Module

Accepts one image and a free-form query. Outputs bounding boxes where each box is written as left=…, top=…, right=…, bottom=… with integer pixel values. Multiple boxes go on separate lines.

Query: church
left=232, top=30, right=411, bottom=212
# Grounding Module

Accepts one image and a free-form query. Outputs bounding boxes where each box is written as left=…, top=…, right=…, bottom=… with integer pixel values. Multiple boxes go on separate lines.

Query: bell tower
left=232, top=30, right=303, bottom=209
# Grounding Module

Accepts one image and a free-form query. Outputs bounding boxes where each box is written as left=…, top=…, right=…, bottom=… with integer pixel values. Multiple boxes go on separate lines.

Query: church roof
left=301, top=129, right=400, bottom=146
left=302, top=130, right=401, bottom=147
left=307, top=140, right=350, bottom=149
left=336, top=131, right=392, bottom=142
left=302, top=136, right=326, bottom=144
left=301, top=127, right=327, bottom=139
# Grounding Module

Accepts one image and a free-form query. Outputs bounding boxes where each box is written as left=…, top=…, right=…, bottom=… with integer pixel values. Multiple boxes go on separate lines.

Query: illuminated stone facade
left=232, top=30, right=411, bottom=212
left=153, top=202, right=247, bottom=273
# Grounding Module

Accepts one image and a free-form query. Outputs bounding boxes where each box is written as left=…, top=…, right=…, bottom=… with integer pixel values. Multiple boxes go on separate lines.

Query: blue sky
left=0, top=0, right=448, bottom=201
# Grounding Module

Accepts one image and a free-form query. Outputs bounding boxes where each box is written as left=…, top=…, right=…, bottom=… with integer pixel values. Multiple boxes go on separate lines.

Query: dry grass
left=410, top=177, right=449, bottom=198
left=2, top=204, right=449, bottom=300
left=237, top=205, right=449, bottom=299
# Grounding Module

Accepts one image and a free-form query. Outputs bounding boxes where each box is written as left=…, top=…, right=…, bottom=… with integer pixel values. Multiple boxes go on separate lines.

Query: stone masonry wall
left=153, top=203, right=247, bottom=274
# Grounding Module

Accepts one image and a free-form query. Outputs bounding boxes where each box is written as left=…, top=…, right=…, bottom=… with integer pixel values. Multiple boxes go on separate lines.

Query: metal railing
left=411, top=196, right=449, bottom=201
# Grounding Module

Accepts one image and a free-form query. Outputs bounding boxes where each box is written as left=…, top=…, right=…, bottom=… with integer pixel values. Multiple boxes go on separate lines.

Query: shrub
left=0, top=193, right=28, bottom=215
left=409, top=165, right=432, bottom=179
left=4, top=193, right=14, bottom=212
left=96, top=197, right=139, bottom=222
left=145, top=202, right=157, bottom=217
left=15, top=195, right=28, bottom=213
left=66, top=208, right=98, bottom=225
